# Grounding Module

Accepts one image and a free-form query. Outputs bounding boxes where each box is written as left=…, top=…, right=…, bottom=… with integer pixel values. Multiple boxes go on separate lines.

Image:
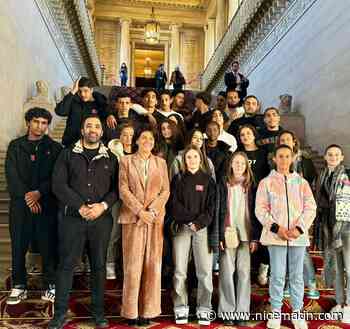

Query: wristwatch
left=270, top=223, right=280, bottom=234
left=101, top=202, right=108, bottom=211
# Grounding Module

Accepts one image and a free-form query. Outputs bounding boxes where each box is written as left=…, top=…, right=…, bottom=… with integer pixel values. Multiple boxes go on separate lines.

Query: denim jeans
left=268, top=246, right=306, bottom=311
left=335, top=232, right=350, bottom=305
left=54, top=213, right=112, bottom=317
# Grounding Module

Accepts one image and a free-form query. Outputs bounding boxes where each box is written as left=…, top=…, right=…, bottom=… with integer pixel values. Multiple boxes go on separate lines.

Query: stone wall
left=0, top=1, right=72, bottom=149
left=246, top=0, right=350, bottom=163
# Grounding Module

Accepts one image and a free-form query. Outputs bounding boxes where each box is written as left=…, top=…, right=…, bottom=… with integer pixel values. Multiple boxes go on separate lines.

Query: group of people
left=5, top=70, right=350, bottom=329
left=119, top=62, right=186, bottom=92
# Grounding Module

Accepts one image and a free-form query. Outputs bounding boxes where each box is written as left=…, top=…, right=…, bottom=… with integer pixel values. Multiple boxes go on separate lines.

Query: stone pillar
left=169, top=24, right=180, bottom=74
left=215, top=0, right=226, bottom=46
left=204, top=25, right=209, bottom=66
left=119, top=18, right=131, bottom=75
left=228, top=0, right=240, bottom=24
left=207, top=18, right=216, bottom=62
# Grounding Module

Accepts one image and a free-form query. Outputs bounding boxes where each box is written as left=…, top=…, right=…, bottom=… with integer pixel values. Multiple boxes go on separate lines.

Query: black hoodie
left=205, top=140, right=232, bottom=178
left=55, top=91, right=108, bottom=146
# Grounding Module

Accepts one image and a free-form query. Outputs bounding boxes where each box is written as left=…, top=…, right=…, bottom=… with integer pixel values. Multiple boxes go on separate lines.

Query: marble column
left=215, top=0, right=226, bottom=46
left=228, top=0, right=240, bottom=24
left=169, top=23, right=180, bottom=74
left=119, top=18, right=131, bottom=75
left=207, top=18, right=216, bottom=63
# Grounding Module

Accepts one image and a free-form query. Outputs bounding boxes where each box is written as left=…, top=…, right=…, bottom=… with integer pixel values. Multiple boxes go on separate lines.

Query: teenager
left=218, top=152, right=260, bottom=325
left=207, top=109, right=237, bottom=152
left=277, top=130, right=319, bottom=299
left=119, top=126, right=170, bottom=326
left=5, top=108, right=62, bottom=305
left=190, top=92, right=212, bottom=132
left=157, top=90, right=184, bottom=122
left=171, top=90, right=192, bottom=127
left=170, top=145, right=217, bottom=325
left=255, top=145, right=317, bottom=329
left=170, top=129, right=216, bottom=181
left=49, top=115, right=119, bottom=329
left=205, top=121, right=231, bottom=179
left=157, top=119, right=184, bottom=169
left=228, top=95, right=264, bottom=138
left=55, top=77, right=108, bottom=147
left=238, top=124, right=270, bottom=285
left=258, top=107, right=284, bottom=154
left=314, top=144, right=350, bottom=323
left=105, top=123, right=135, bottom=280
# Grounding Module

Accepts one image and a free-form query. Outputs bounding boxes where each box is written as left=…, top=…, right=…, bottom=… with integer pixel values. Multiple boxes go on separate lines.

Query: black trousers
left=54, top=212, right=112, bottom=317
left=9, top=199, right=57, bottom=289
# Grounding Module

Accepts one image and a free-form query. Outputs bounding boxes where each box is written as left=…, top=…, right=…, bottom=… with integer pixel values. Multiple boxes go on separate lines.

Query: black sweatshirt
left=170, top=170, right=216, bottom=229
left=243, top=147, right=270, bottom=183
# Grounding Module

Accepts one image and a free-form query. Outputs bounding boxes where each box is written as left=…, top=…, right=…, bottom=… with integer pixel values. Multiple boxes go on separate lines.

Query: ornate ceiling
left=96, top=0, right=209, bottom=10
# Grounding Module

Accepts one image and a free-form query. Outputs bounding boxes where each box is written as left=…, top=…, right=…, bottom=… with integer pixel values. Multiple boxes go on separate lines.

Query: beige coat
left=118, top=153, right=170, bottom=319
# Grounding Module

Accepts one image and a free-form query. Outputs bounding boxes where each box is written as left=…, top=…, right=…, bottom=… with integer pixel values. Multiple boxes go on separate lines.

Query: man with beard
left=227, top=95, right=264, bottom=139
left=172, top=90, right=193, bottom=128
left=224, top=89, right=245, bottom=129
left=5, top=108, right=62, bottom=305
left=190, top=92, right=213, bottom=132
left=55, top=77, right=108, bottom=147
left=48, top=115, right=119, bottom=329
left=205, top=121, right=232, bottom=178
left=224, top=61, right=250, bottom=100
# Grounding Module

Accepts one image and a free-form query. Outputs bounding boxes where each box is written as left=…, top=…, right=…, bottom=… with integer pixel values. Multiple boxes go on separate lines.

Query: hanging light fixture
left=144, top=7, right=160, bottom=44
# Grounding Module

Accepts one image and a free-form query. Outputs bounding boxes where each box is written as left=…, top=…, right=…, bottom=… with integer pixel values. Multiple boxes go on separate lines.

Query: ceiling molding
left=96, top=0, right=208, bottom=10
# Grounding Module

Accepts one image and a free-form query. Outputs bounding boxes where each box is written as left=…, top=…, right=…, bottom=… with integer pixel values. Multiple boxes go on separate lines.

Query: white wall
left=247, top=0, right=350, bottom=163
left=0, top=1, right=72, bottom=149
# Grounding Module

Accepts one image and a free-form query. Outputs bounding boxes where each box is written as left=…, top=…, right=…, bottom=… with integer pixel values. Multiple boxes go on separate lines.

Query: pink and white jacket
left=255, top=170, right=317, bottom=246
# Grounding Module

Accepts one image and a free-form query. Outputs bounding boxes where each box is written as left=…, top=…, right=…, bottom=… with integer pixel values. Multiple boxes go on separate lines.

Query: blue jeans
left=268, top=246, right=306, bottom=311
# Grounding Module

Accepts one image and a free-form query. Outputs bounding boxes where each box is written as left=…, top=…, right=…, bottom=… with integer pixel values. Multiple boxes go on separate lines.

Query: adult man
left=5, top=108, right=62, bottom=305
left=157, top=90, right=184, bottom=122
left=257, top=107, right=284, bottom=154
left=48, top=115, right=119, bottom=329
left=225, top=89, right=245, bottom=128
left=228, top=95, right=264, bottom=138
left=190, top=92, right=212, bottom=132
left=205, top=121, right=231, bottom=178
left=104, top=91, right=140, bottom=142
left=224, top=61, right=250, bottom=100
left=155, top=64, right=167, bottom=91
left=215, top=91, right=227, bottom=112
left=55, top=77, right=108, bottom=147
left=172, top=90, right=192, bottom=128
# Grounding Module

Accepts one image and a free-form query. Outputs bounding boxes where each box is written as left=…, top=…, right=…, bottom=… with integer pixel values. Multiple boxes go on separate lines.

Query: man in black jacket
left=224, top=61, right=250, bottom=100
left=55, top=77, right=108, bottom=147
left=48, top=115, right=119, bottom=329
left=5, top=108, right=62, bottom=305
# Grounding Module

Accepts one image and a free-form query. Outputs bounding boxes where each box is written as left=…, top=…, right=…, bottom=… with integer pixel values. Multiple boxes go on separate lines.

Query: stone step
left=0, top=198, right=9, bottom=211
left=0, top=224, right=9, bottom=240
left=0, top=209, right=9, bottom=224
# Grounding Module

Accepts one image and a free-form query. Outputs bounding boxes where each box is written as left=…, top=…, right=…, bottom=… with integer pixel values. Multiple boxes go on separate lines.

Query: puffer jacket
left=255, top=170, right=317, bottom=246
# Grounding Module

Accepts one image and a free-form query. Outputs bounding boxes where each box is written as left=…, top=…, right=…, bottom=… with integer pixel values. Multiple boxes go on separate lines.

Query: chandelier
left=144, top=7, right=160, bottom=44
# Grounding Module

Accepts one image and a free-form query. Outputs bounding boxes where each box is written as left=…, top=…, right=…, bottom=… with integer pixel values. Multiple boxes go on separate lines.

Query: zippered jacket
left=255, top=170, right=317, bottom=246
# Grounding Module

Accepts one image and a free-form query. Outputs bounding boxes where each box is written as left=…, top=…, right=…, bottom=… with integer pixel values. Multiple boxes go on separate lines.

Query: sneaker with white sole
left=258, top=263, right=269, bottom=286
left=306, top=288, right=320, bottom=300
left=197, top=310, right=212, bottom=326
left=330, top=304, right=343, bottom=321
left=175, top=307, right=189, bottom=324
left=6, top=287, right=27, bottom=305
left=41, top=284, right=55, bottom=302
left=106, top=263, right=116, bottom=280
left=342, top=305, right=350, bottom=324
left=292, top=318, right=308, bottom=329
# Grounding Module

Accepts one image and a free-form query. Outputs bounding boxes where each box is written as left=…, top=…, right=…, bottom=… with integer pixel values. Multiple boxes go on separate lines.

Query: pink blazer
left=118, top=153, right=170, bottom=224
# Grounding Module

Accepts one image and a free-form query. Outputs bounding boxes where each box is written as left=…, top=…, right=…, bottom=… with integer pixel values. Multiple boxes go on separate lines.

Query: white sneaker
left=196, top=310, right=212, bottom=326
left=292, top=318, right=308, bottom=329
left=41, top=284, right=55, bottom=302
left=330, top=304, right=343, bottom=321
left=267, top=318, right=281, bottom=329
left=341, top=305, right=350, bottom=324
left=175, top=306, right=189, bottom=325
left=106, top=263, right=116, bottom=280
left=6, top=287, right=27, bottom=305
left=258, top=263, right=269, bottom=285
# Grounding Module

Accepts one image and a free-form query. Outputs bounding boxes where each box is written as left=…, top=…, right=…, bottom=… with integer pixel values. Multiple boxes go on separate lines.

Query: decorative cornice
left=97, top=0, right=208, bottom=10
left=34, top=0, right=102, bottom=85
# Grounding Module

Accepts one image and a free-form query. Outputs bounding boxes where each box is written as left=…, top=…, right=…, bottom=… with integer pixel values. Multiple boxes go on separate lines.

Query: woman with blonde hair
left=218, top=151, right=260, bottom=325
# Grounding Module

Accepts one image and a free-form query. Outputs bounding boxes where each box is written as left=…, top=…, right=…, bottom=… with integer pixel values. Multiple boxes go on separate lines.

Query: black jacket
left=206, top=140, right=231, bottom=178
left=5, top=135, right=63, bottom=214
left=228, top=114, right=265, bottom=139
left=218, top=177, right=261, bottom=243
left=169, top=171, right=219, bottom=251
left=55, top=92, right=108, bottom=146
left=52, top=141, right=119, bottom=217
left=257, top=127, right=284, bottom=154
left=224, top=72, right=250, bottom=99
